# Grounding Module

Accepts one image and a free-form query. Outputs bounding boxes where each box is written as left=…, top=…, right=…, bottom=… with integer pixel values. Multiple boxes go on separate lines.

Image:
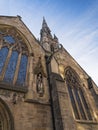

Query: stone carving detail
left=34, top=57, right=46, bottom=76
left=36, top=72, right=44, bottom=97
left=12, top=93, right=17, bottom=104
left=87, top=77, right=93, bottom=89
left=34, top=57, right=45, bottom=97
left=12, top=92, right=25, bottom=104
left=0, top=90, right=25, bottom=104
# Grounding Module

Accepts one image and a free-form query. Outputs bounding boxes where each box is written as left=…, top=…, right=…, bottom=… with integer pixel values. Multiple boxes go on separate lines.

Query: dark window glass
left=0, top=47, right=8, bottom=74
left=68, top=86, right=80, bottom=119
left=79, top=88, right=92, bottom=120
left=4, top=51, right=18, bottom=82
left=3, top=36, right=15, bottom=44
left=16, top=55, right=28, bottom=86
left=74, top=87, right=86, bottom=120
left=65, top=68, right=92, bottom=121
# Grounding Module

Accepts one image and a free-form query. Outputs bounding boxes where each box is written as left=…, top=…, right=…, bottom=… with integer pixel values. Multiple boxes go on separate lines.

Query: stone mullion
left=25, top=56, right=30, bottom=86
left=78, top=90, right=89, bottom=120
left=71, top=88, right=82, bottom=119
left=13, top=53, right=22, bottom=85
left=0, top=36, right=3, bottom=49
left=25, top=55, right=33, bottom=99
left=28, top=56, right=33, bottom=87
left=1, top=49, right=12, bottom=80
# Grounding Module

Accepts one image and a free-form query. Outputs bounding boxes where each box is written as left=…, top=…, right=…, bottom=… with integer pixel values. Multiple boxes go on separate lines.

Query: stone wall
left=0, top=89, right=53, bottom=130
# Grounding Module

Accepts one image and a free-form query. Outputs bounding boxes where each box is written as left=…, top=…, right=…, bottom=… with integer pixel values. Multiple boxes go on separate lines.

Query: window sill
left=76, top=119, right=98, bottom=124
left=0, top=81, right=28, bottom=93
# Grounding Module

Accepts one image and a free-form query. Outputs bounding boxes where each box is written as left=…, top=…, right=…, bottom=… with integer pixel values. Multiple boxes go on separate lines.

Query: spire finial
left=42, top=16, right=48, bottom=28
left=43, top=16, right=45, bottom=21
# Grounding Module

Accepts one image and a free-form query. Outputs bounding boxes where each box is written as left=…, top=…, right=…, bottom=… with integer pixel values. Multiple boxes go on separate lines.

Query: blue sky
left=0, top=0, right=98, bottom=85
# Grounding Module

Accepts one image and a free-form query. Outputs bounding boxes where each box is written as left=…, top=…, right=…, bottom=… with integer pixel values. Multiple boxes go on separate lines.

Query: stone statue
left=36, top=72, right=44, bottom=97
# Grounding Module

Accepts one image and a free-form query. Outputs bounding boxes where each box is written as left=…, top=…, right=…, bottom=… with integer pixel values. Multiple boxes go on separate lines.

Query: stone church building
left=0, top=15, right=98, bottom=130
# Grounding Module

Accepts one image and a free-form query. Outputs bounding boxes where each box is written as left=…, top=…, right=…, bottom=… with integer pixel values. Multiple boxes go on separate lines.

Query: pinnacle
left=42, top=16, right=48, bottom=28
left=54, top=34, right=58, bottom=39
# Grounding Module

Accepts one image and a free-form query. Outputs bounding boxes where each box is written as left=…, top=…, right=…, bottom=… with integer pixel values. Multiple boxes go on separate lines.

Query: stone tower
left=40, top=17, right=59, bottom=52
left=0, top=16, right=98, bottom=130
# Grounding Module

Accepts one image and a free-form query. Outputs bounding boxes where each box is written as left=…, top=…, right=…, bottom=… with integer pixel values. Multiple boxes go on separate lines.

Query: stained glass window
left=79, top=88, right=92, bottom=120
left=65, top=67, right=93, bottom=121
left=68, top=86, right=80, bottom=119
left=3, top=36, right=15, bottom=44
left=0, top=26, right=29, bottom=88
left=74, top=87, right=86, bottom=120
left=16, top=55, right=28, bottom=86
left=0, top=47, right=8, bottom=74
left=4, top=51, right=18, bottom=82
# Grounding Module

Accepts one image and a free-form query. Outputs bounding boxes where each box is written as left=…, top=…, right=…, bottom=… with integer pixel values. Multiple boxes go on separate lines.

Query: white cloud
left=59, top=5, right=98, bottom=85
left=0, top=0, right=97, bottom=85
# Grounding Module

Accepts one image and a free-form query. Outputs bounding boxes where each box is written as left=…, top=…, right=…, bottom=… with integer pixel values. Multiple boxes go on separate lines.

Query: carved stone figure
left=36, top=72, right=44, bottom=97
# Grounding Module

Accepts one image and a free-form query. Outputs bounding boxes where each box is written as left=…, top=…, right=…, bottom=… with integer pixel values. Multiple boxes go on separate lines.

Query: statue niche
left=36, top=72, right=44, bottom=97
left=34, top=57, right=46, bottom=97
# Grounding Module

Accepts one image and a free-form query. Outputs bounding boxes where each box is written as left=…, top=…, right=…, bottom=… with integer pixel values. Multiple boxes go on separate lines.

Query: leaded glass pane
left=68, top=86, right=80, bottom=119
left=0, top=47, right=8, bottom=74
left=3, top=36, right=15, bottom=44
left=74, top=87, right=86, bottom=120
left=79, top=88, right=92, bottom=120
left=4, top=51, right=18, bottom=82
left=16, top=55, right=28, bottom=86
left=65, top=67, right=93, bottom=121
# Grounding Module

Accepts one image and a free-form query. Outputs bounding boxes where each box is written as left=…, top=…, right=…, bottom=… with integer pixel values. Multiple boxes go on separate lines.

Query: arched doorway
left=0, top=98, right=14, bottom=130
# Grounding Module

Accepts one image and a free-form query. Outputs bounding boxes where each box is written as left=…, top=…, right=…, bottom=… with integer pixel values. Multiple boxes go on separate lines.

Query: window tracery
left=65, top=67, right=93, bottom=121
left=0, top=26, right=29, bottom=87
left=3, top=35, right=15, bottom=44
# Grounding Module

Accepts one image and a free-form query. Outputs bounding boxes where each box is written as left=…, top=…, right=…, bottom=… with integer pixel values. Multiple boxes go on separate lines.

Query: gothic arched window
left=65, top=67, right=93, bottom=121
left=0, top=26, right=29, bottom=87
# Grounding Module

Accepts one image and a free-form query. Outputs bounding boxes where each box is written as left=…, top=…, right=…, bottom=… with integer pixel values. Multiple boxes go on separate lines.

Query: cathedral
left=0, top=15, right=98, bottom=130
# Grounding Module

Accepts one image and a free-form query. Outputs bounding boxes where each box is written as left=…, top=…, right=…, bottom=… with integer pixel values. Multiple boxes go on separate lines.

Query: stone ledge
left=25, top=99, right=51, bottom=106
left=76, top=119, right=98, bottom=124
left=0, top=82, right=28, bottom=93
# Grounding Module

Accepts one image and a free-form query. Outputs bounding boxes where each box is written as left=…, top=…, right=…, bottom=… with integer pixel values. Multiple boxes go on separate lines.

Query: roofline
left=0, top=15, right=20, bottom=18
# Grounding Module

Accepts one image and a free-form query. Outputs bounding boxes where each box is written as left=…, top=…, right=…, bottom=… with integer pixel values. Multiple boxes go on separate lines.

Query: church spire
left=40, top=17, right=52, bottom=52
left=42, top=17, right=48, bottom=28
left=40, top=17, right=59, bottom=52
left=41, top=17, right=51, bottom=33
